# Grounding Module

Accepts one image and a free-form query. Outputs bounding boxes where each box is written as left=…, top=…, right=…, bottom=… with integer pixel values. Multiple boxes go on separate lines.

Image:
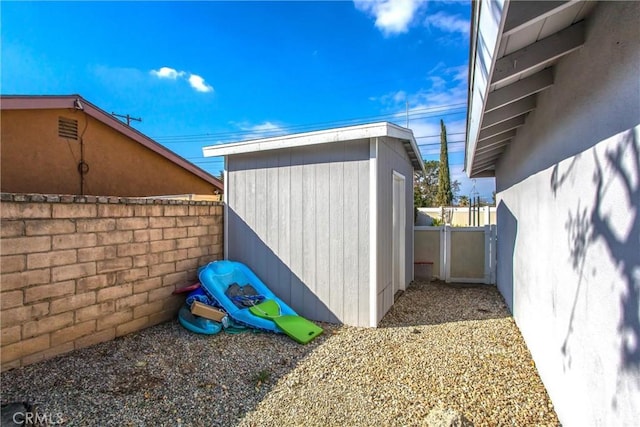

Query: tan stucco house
left=1, top=95, right=222, bottom=197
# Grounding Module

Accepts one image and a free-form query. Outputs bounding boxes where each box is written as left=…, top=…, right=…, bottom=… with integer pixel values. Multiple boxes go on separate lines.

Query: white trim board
left=392, top=170, right=407, bottom=295
left=369, top=138, right=378, bottom=327
left=223, top=160, right=229, bottom=260
left=202, top=122, right=425, bottom=175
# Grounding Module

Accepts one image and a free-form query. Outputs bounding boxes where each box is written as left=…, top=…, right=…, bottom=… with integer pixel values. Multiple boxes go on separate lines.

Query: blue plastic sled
left=198, top=260, right=297, bottom=333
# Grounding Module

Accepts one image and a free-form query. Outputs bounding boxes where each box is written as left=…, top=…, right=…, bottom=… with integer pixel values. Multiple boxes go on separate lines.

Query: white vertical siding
left=358, top=156, right=371, bottom=326
left=227, top=140, right=371, bottom=325
left=343, top=143, right=362, bottom=326
left=329, top=152, right=345, bottom=321
left=265, top=155, right=279, bottom=291
left=277, top=152, right=291, bottom=303
left=301, top=148, right=317, bottom=319
left=289, top=150, right=304, bottom=313
left=375, top=136, right=415, bottom=324
left=254, top=154, right=267, bottom=275
left=314, top=152, right=331, bottom=321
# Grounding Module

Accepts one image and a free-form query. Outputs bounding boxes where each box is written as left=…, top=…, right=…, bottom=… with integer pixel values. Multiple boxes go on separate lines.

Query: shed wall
left=375, top=136, right=414, bottom=323
left=226, top=140, right=371, bottom=326
left=494, top=3, right=639, bottom=425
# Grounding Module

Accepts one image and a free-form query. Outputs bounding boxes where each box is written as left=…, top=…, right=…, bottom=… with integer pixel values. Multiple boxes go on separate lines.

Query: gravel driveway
left=1, top=281, right=558, bottom=426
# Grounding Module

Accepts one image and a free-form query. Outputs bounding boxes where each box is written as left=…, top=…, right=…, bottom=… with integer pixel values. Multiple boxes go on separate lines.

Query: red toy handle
left=172, top=282, right=201, bottom=294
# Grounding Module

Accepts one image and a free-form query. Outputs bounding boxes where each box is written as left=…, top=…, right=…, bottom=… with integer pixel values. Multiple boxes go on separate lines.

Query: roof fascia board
left=463, top=0, right=481, bottom=172
left=203, top=122, right=425, bottom=174
left=492, top=20, right=585, bottom=85
left=387, top=123, right=426, bottom=175
left=203, top=122, right=395, bottom=156
left=1, top=95, right=79, bottom=110
left=464, top=0, right=509, bottom=176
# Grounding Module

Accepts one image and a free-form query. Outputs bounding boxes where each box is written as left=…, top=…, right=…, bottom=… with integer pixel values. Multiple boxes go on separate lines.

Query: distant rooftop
left=1, top=94, right=223, bottom=190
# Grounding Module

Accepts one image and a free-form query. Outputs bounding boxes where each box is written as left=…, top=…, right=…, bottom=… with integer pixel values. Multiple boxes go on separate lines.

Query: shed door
left=392, top=171, right=406, bottom=297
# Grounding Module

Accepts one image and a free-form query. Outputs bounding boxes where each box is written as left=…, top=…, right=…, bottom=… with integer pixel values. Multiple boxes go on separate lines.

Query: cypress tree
left=436, top=119, right=453, bottom=206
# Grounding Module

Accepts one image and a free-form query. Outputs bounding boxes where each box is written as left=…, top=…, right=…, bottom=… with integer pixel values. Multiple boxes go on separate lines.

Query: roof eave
left=464, top=0, right=509, bottom=178
left=203, top=121, right=425, bottom=174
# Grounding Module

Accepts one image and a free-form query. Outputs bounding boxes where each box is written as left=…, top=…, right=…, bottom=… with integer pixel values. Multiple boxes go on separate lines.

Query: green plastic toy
left=250, top=299, right=323, bottom=344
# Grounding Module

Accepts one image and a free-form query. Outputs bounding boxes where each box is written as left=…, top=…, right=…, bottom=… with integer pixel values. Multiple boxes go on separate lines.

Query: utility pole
left=406, top=99, right=409, bottom=128
left=111, top=112, right=142, bottom=126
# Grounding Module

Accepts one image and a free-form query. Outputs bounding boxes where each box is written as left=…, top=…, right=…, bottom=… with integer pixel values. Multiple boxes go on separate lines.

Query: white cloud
left=188, top=74, right=214, bottom=93
left=424, top=12, right=470, bottom=36
left=450, top=64, right=468, bottom=83
left=150, top=67, right=185, bottom=79
left=354, top=1, right=469, bottom=40
left=354, top=0, right=427, bottom=35
left=226, top=121, right=287, bottom=142
left=393, top=90, right=407, bottom=103
left=150, top=67, right=214, bottom=93
left=378, top=64, right=469, bottom=115
left=247, top=122, right=282, bottom=133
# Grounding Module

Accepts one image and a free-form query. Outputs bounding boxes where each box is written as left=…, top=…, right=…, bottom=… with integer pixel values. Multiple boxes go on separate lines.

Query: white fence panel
left=414, top=226, right=445, bottom=279
left=414, top=225, right=496, bottom=284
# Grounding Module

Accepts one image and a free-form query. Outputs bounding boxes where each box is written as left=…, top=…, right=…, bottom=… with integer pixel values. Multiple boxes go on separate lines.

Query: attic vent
left=58, top=117, right=78, bottom=140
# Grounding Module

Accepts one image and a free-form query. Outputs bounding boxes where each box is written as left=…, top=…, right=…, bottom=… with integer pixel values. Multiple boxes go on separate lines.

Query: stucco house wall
left=1, top=102, right=221, bottom=197
left=495, top=2, right=639, bottom=425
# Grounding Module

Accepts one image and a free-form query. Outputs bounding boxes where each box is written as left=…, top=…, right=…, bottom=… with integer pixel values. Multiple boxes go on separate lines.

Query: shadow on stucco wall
left=496, top=200, right=517, bottom=312
left=553, top=128, right=640, bottom=404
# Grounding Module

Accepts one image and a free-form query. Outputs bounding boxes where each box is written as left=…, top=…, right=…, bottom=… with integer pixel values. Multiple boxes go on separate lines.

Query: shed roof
left=1, top=94, right=223, bottom=190
left=465, top=0, right=595, bottom=177
left=202, top=121, right=425, bottom=175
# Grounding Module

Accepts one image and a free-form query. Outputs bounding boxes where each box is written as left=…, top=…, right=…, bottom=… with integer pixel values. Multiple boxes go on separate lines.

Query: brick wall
left=0, top=193, right=223, bottom=371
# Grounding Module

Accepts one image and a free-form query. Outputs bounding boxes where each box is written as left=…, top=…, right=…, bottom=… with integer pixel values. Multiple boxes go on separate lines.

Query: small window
left=58, top=117, right=78, bottom=140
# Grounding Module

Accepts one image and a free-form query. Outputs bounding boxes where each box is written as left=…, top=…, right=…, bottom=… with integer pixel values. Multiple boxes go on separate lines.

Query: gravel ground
left=1, top=281, right=559, bottom=426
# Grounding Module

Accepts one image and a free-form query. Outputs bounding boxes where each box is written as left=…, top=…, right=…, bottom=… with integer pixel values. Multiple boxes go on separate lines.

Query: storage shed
left=202, top=122, right=425, bottom=327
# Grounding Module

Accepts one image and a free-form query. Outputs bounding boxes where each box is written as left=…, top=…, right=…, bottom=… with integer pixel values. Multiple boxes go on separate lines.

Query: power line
left=157, top=108, right=467, bottom=145
left=417, top=139, right=465, bottom=147
left=111, top=112, right=142, bottom=126
left=153, top=102, right=465, bottom=140
left=152, top=102, right=467, bottom=143
left=415, top=132, right=465, bottom=140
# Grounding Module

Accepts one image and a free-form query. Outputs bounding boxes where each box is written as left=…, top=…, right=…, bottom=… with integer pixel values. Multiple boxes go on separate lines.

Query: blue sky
left=1, top=0, right=495, bottom=201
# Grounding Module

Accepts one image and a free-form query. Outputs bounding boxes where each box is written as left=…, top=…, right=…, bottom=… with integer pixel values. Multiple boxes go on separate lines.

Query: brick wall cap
left=1, top=193, right=223, bottom=206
